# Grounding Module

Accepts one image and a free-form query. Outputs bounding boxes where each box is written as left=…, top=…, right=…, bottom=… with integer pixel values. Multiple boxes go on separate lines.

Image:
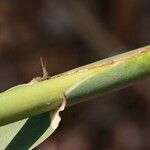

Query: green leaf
left=0, top=113, right=53, bottom=150
left=0, top=97, right=66, bottom=150
left=0, top=45, right=150, bottom=149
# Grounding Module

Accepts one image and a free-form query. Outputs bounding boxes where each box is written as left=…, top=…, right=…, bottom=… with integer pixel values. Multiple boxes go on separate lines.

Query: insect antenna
left=40, top=57, right=49, bottom=79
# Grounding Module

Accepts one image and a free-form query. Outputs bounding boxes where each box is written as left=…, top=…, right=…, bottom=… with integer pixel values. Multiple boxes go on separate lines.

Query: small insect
left=30, top=57, right=49, bottom=83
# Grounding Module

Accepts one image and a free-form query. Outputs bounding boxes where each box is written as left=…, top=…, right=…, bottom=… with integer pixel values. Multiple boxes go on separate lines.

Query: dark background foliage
left=0, top=0, right=149, bottom=149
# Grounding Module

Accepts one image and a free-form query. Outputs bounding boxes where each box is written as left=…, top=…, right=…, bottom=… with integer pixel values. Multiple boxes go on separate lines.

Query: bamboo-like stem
left=0, top=45, right=150, bottom=126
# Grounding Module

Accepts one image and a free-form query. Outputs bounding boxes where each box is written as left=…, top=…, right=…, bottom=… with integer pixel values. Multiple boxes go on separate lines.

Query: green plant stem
left=0, top=45, right=150, bottom=126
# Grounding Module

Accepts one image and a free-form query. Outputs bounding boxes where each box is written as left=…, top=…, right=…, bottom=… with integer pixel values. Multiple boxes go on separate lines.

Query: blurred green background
left=0, top=0, right=150, bottom=150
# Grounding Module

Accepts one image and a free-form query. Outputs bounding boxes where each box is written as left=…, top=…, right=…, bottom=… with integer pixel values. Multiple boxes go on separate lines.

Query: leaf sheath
left=0, top=45, right=150, bottom=126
